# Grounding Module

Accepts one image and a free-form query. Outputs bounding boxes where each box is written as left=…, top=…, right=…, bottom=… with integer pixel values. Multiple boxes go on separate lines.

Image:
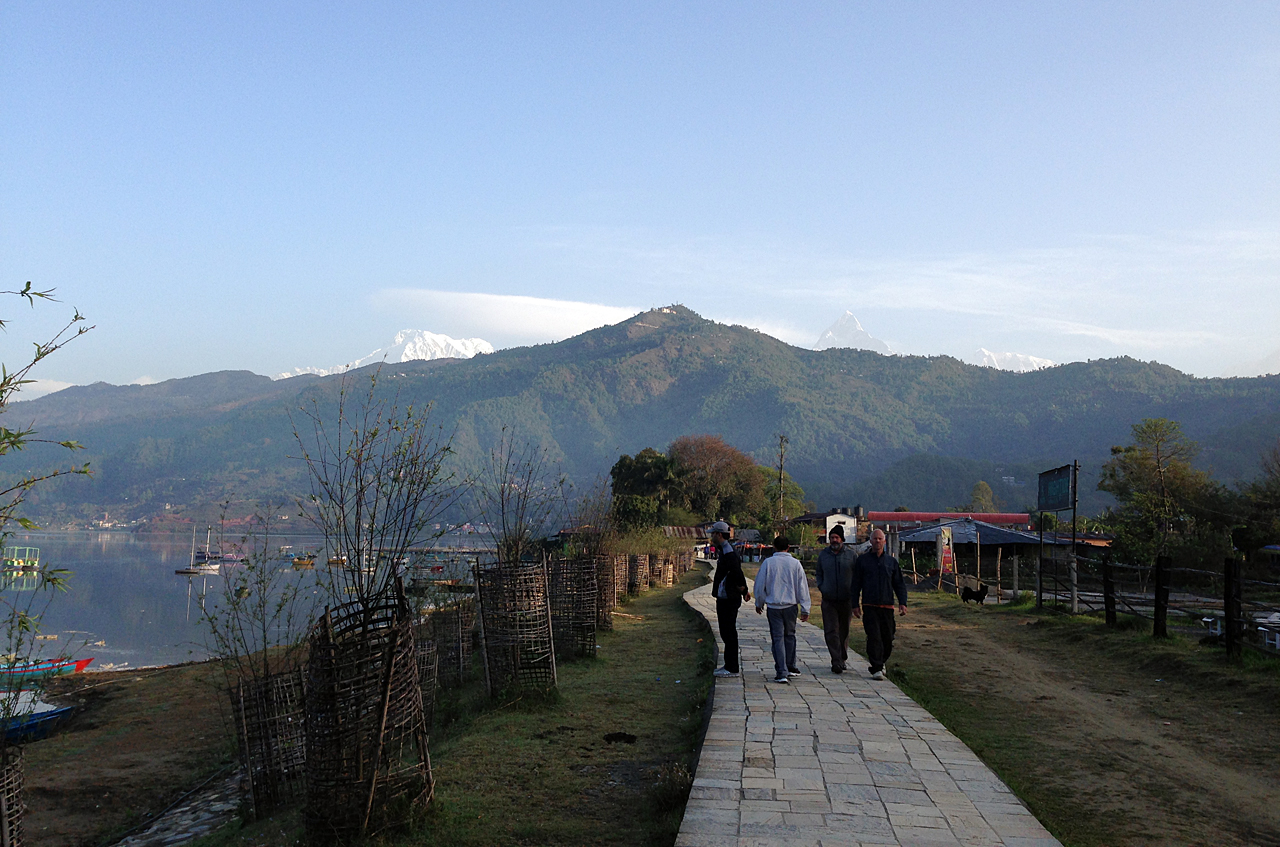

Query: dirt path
left=881, top=596, right=1280, bottom=846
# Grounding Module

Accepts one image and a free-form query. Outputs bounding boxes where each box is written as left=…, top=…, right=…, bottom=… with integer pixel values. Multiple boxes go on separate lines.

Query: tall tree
left=667, top=434, right=763, bottom=523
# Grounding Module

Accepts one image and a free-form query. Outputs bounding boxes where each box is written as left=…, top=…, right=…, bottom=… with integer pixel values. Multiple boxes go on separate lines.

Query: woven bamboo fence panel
left=233, top=669, right=307, bottom=819
left=414, top=636, right=439, bottom=726
left=550, top=556, right=597, bottom=659
left=613, top=555, right=629, bottom=605
left=0, top=747, right=22, bottom=847
left=676, top=550, right=694, bottom=576
left=628, top=554, right=650, bottom=595
left=475, top=560, right=557, bottom=694
left=426, top=598, right=475, bottom=688
left=305, top=599, right=432, bottom=844
left=595, top=554, right=617, bottom=630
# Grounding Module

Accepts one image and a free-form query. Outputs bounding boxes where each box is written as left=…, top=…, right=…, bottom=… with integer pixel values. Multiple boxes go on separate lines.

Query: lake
left=4, top=530, right=489, bottom=670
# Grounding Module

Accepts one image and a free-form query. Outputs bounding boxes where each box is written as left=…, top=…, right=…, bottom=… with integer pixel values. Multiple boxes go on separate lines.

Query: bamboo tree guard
left=305, top=596, right=432, bottom=844
left=550, top=556, right=598, bottom=659
left=415, top=636, right=439, bottom=726
left=0, top=747, right=22, bottom=847
left=595, top=554, right=616, bottom=631
left=475, top=560, right=557, bottom=694
left=613, top=555, right=629, bottom=604
left=426, top=597, right=475, bottom=688
left=233, top=668, right=307, bottom=819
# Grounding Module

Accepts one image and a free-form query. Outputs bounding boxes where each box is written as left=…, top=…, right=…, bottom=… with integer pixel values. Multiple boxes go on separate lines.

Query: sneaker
left=870, top=669, right=885, bottom=680
left=772, top=676, right=790, bottom=684
left=788, top=670, right=802, bottom=678
left=713, top=667, right=739, bottom=678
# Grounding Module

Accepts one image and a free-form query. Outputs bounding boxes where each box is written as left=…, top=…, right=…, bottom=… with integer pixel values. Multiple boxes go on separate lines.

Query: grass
left=194, top=563, right=716, bottom=847
left=875, top=590, right=1280, bottom=846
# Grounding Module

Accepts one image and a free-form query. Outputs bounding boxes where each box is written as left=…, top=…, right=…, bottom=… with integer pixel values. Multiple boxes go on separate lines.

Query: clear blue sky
left=3, top=2, right=1278, bottom=392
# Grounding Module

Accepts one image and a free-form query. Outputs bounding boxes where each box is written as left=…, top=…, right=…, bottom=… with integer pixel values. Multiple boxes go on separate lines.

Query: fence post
left=1153, top=555, right=1170, bottom=638
left=1224, top=556, right=1242, bottom=660
left=1102, top=553, right=1116, bottom=628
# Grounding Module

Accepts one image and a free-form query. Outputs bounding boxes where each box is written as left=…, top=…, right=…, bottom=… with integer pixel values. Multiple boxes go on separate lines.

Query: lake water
left=5, top=530, right=489, bottom=670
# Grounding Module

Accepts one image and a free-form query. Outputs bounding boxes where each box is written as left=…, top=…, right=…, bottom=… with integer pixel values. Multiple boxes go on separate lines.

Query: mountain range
left=274, top=329, right=494, bottom=379
left=7, top=305, right=1280, bottom=525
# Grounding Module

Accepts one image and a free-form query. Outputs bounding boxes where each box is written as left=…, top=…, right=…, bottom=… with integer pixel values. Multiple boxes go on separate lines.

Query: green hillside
left=6, top=305, right=1279, bottom=525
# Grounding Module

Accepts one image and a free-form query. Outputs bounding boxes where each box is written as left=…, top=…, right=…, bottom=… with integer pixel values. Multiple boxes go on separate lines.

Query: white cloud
left=19, top=379, right=74, bottom=400
left=374, top=289, right=640, bottom=349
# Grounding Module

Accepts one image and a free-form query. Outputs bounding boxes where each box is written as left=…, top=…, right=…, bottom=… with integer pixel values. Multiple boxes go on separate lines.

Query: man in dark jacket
left=815, top=524, right=858, bottom=674
left=851, top=529, right=908, bottom=680
left=709, top=520, right=750, bottom=677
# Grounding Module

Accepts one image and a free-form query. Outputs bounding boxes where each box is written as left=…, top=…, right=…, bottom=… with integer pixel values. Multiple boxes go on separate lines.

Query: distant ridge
left=275, top=329, right=494, bottom=379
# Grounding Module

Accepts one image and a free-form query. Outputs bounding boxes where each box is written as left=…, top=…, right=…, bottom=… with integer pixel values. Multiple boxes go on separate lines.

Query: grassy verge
left=874, top=590, right=1280, bottom=847
left=196, top=563, right=715, bottom=847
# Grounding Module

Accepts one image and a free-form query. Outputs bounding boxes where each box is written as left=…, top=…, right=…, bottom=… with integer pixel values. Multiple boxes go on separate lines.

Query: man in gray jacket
left=815, top=524, right=857, bottom=674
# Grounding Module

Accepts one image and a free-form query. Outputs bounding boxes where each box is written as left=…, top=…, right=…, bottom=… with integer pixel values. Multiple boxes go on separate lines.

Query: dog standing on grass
left=961, top=583, right=989, bottom=605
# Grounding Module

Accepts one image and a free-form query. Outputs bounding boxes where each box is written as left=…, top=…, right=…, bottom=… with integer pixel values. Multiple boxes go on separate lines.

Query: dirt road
left=881, top=595, right=1280, bottom=847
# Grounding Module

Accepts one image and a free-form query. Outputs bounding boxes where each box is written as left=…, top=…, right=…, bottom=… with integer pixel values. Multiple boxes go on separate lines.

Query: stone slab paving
left=680, top=580, right=1061, bottom=847
left=113, top=770, right=241, bottom=846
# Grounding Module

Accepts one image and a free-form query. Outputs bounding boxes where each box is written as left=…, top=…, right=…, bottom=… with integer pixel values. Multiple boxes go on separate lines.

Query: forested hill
left=8, top=305, right=1280, bottom=523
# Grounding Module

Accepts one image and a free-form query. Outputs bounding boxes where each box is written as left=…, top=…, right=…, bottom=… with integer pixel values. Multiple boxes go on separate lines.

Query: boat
left=3, top=705, right=75, bottom=744
left=292, top=552, right=317, bottom=569
left=327, top=554, right=348, bottom=567
left=194, top=527, right=222, bottom=563
left=176, top=527, right=220, bottom=575
left=2, top=546, right=40, bottom=572
left=0, top=657, right=93, bottom=684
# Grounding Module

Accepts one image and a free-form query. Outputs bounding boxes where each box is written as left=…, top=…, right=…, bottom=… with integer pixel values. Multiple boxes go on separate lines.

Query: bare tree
left=472, top=428, right=567, bottom=565
left=293, top=371, right=464, bottom=607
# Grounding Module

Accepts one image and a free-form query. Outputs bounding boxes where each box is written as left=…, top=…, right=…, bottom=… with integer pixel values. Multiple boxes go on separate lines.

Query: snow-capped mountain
left=813, top=311, right=892, bottom=354
left=275, top=329, right=495, bottom=379
left=968, top=348, right=1055, bottom=373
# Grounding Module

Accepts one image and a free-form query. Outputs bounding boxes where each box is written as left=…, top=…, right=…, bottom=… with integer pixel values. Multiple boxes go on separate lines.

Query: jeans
left=821, top=598, right=852, bottom=670
left=862, top=605, right=896, bottom=672
left=716, top=597, right=742, bottom=672
left=765, top=606, right=799, bottom=679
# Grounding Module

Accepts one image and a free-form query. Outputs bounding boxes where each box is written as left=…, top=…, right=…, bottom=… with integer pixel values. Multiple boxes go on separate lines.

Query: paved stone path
left=680, top=581, right=1061, bottom=847
left=113, top=770, right=241, bottom=846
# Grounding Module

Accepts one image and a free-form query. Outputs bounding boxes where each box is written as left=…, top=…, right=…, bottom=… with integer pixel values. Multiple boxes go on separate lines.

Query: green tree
left=667, top=434, right=764, bottom=523
left=1097, top=418, right=1224, bottom=566
left=957, top=480, right=1000, bottom=512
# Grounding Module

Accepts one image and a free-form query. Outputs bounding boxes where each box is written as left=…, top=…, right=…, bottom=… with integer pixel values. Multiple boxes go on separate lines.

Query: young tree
left=0, top=284, right=90, bottom=844
left=293, top=372, right=463, bottom=607
left=472, top=428, right=567, bottom=564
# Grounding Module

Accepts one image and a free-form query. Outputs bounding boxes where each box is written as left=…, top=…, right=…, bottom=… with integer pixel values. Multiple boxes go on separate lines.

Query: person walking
left=851, top=529, right=908, bottom=680
left=754, top=536, right=811, bottom=684
left=815, top=524, right=858, bottom=674
left=709, top=521, right=750, bottom=678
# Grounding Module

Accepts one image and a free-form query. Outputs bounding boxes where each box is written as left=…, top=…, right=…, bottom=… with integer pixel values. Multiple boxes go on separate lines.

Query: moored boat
left=1, top=657, right=93, bottom=684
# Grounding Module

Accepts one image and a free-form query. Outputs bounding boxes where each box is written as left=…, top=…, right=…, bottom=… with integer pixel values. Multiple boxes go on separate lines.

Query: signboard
left=1038, top=464, right=1074, bottom=512
left=938, top=526, right=955, bottom=573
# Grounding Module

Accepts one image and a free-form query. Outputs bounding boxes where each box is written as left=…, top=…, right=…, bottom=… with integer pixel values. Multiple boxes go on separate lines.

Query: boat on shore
left=1, top=657, right=93, bottom=684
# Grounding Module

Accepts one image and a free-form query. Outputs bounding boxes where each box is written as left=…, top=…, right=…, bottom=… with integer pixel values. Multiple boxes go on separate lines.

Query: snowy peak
left=275, top=329, right=494, bottom=379
left=813, top=311, right=891, bottom=354
left=968, top=348, right=1054, bottom=373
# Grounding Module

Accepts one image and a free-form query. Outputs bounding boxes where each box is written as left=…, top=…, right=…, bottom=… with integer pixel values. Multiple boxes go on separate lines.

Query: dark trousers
left=765, top=606, right=799, bottom=679
left=821, top=598, right=852, bottom=670
left=716, top=597, right=742, bottom=672
left=862, top=605, right=896, bottom=672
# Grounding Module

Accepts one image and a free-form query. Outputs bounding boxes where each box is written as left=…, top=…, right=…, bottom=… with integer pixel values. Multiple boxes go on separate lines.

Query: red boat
left=0, top=657, right=93, bottom=684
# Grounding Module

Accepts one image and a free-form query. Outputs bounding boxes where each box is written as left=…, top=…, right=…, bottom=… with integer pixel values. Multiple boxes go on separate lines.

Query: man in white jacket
left=754, top=535, right=812, bottom=684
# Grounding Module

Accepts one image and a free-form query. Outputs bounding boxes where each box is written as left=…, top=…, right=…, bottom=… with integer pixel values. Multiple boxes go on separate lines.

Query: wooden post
left=1011, top=553, right=1019, bottom=597
left=1224, top=557, right=1242, bottom=660
left=1153, top=555, right=1171, bottom=638
left=996, top=547, right=1003, bottom=604
left=1102, top=552, right=1116, bottom=627
left=976, top=526, right=982, bottom=590
left=910, top=547, right=918, bottom=584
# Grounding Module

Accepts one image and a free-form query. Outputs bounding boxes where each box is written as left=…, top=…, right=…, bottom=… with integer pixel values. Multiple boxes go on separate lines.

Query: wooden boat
left=3, top=705, right=75, bottom=744
left=1, top=657, right=93, bottom=684
left=327, top=554, right=348, bottom=566
left=292, top=552, right=317, bottom=569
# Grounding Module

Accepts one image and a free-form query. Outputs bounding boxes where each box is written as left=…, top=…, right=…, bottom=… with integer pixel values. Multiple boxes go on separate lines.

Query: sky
left=3, top=2, right=1279, bottom=396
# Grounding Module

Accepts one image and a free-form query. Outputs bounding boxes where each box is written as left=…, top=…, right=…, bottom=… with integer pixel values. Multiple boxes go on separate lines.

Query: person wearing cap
left=851, top=529, right=908, bottom=680
left=754, top=535, right=811, bottom=683
left=815, top=523, right=858, bottom=674
left=709, top=520, right=750, bottom=678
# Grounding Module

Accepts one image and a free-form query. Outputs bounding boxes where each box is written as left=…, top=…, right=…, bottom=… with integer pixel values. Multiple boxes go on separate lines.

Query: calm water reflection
left=7, top=530, right=489, bottom=670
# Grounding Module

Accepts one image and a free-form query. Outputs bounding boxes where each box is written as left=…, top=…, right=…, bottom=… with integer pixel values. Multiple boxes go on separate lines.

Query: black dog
left=961, top=583, right=989, bottom=605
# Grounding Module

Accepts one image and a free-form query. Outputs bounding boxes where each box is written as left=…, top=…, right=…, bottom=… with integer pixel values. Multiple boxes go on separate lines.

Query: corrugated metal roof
left=898, top=518, right=1047, bottom=546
